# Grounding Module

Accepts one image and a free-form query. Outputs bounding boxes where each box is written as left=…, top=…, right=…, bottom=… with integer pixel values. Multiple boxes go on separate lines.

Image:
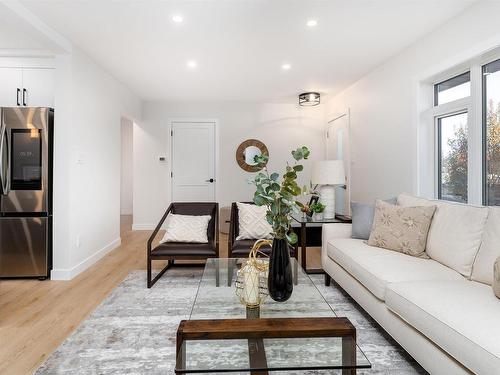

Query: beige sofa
left=321, top=193, right=500, bottom=375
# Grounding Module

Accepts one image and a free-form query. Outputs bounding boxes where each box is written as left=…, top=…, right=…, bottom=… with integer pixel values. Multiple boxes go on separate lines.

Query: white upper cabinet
left=22, top=68, right=55, bottom=108
left=0, top=68, right=23, bottom=107
left=0, top=67, right=54, bottom=108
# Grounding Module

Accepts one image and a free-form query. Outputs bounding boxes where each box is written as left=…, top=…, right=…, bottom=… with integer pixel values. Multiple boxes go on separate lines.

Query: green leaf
left=301, top=146, right=310, bottom=159
left=270, top=172, right=279, bottom=181
left=286, top=232, right=298, bottom=245
left=293, top=164, right=304, bottom=172
left=254, top=195, right=266, bottom=206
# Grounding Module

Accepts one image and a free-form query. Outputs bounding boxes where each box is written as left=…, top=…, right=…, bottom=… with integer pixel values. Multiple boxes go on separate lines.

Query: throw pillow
left=160, top=213, right=211, bottom=243
left=351, top=197, right=397, bottom=240
left=494, top=257, right=500, bottom=299
left=236, top=202, right=273, bottom=240
left=368, top=200, right=436, bottom=258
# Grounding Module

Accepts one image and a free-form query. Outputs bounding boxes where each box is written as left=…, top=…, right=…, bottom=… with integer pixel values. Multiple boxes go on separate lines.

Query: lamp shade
left=311, top=160, right=345, bottom=185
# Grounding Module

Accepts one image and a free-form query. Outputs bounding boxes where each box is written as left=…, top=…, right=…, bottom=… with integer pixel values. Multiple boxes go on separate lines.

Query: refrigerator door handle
left=0, top=124, right=3, bottom=194
left=0, top=125, right=9, bottom=195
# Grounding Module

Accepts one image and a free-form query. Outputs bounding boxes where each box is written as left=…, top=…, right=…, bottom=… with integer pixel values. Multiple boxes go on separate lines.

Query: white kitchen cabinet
left=22, top=68, right=55, bottom=107
left=0, top=68, right=23, bottom=107
left=0, top=67, right=54, bottom=108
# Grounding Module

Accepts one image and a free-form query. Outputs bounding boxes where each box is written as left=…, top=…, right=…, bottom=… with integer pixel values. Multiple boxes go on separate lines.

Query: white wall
left=325, top=0, right=500, bottom=203
left=133, top=101, right=325, bottom=229
left=51, top=47, right=141, bottom=279
left=121, top=117, right=133, bottom=215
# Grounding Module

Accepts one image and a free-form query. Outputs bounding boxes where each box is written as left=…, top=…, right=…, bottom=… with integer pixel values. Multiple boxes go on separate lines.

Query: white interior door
left=327, top=112, right=351, bottom=215
left=171, top=122, right=216, bottom=202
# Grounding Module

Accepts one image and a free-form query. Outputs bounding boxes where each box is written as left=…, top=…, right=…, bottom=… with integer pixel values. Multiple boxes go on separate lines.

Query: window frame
left=482, top=58, right=500, bottom=206
left=435, top=110, right=469, bottom=203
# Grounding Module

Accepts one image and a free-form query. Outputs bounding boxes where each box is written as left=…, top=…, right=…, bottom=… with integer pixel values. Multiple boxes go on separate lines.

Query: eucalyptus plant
left=252, top=146, right=310, bottom=244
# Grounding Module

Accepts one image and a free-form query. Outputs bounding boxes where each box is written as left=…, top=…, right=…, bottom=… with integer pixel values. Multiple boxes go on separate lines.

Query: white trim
left=132, top=223, right=158, bottom=230
left=50, top=238, right=121, bottom=280
left=168, top=118, right=220, bottom=203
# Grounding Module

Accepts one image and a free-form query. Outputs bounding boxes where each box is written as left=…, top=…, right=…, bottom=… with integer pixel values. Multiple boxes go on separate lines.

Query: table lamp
left=311, top=160, right=346, bottom=219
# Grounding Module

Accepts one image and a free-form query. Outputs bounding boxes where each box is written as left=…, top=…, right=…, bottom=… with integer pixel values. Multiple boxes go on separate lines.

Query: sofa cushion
left=397, top=193, right=488, bottom=278
left=471, top=207, right=500, bottom=285
left=386, top=280, right=500, bottom=375
left=326, top=238, right=463, bottom=300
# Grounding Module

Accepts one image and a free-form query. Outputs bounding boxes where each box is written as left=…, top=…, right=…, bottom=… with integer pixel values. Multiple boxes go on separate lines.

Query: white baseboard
left=50, top=238, right=121, bottom=280
left=132, top=223, right=156, bottom=230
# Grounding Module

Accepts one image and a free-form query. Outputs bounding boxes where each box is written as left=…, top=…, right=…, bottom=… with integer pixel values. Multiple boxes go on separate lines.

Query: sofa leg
left=325, top=273, right=331, bottom=287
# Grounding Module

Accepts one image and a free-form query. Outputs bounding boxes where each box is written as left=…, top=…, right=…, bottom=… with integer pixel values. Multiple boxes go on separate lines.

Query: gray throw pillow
left=351, top=197, right=397, bottom=240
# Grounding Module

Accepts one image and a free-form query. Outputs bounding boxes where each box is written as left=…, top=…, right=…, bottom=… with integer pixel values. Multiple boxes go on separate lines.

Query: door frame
left=326, top=109, right=351, bottom=216
left=168, top=118, right=220, bottom=203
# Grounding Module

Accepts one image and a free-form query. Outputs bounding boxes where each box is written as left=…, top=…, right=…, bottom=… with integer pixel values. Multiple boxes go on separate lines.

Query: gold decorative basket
left=235, top=239, right=271, bottom=308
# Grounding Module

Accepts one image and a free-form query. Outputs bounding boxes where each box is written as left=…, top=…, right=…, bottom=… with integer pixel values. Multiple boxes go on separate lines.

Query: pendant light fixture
left=299, top=92, right=320, bottom=106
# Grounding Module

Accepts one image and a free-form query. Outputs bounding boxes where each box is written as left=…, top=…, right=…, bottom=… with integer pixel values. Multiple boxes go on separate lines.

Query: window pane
left=483, top=59, right=500, bottom=206
left=434, top=72, right=470, bottom=106
left=438, top=113, right=468, bottom=203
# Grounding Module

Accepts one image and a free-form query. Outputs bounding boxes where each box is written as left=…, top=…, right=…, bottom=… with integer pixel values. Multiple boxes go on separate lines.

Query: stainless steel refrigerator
left=0, top=107, right=53, bottom=279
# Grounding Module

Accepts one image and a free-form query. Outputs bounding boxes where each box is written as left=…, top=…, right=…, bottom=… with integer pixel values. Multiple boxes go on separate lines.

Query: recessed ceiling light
left=306, top=19, right=318, bottom=27
left=282, top=63, right=291, bottom=70
left=172, top=15, right=183, bottom=23
left=186, top=60, right=197, bottom=68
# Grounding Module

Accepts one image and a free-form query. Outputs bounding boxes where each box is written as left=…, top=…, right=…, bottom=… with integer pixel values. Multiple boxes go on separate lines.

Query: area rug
left=35, top=269, right=427, bottom=374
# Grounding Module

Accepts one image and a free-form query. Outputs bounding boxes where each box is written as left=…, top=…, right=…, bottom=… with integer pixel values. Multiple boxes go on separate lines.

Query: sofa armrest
left=322, top=223, right=352, bottom=242
left=322, top=223, right=352, bottom=265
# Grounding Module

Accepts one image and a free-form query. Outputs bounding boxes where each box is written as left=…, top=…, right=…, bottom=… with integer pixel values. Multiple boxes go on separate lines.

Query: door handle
left=22, top=89, right=27, bottom=106
left=0, top=125, right=8, bottom=195
left=205, top=178, right=215, bottom=183
left=16, top=88, right=21, bottom=106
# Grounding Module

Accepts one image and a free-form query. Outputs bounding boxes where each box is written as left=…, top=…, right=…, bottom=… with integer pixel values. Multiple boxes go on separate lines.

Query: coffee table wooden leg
left=342, top=334, right=357, bottom=375
left=175, top=322, right=186, bottom=374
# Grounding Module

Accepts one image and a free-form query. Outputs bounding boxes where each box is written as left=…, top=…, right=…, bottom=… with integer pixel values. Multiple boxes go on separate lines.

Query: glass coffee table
left=175, top=258, right=371, bottom=374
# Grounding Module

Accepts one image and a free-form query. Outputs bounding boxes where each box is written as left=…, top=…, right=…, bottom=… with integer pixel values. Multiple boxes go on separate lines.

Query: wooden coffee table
left=174, top=258, right=370, bottom=374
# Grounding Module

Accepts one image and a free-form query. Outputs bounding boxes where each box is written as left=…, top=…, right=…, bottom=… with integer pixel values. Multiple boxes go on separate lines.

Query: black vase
left=268, top=238, right=293, bottom=302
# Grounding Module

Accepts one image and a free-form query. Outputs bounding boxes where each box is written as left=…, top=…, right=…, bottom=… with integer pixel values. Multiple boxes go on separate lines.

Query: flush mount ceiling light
left=186, top=60, right=197, bottom=68
left=306, top=19, right=318, bottom=27
left=172, top=15, right=183, bottom=23
left=281, top=63, right=291, bottom=70
left=299, top=92, right=320, bottom=106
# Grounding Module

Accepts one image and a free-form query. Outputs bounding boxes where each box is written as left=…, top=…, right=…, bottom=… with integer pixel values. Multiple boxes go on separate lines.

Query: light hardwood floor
left=0, top=216, right=321, bottom=375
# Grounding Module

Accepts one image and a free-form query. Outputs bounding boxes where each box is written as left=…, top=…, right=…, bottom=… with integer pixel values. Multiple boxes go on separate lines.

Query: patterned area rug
left=35, top=269, right=427, bottom=374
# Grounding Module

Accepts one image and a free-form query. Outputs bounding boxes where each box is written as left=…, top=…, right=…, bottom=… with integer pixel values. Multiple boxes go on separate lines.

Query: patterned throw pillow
left=494, top=257, right=500, bottom=299
left=160, top=213, right=211, bottom=243
left=368, top=200, right=436, bottom=258
left=236, top=202, right=273, bottom=240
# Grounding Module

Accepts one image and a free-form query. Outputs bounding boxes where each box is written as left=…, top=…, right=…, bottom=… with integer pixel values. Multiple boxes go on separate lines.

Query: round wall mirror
left=236, top=139, right=269, bottom=172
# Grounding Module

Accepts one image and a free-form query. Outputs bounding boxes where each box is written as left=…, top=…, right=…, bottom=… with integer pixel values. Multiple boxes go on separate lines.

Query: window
left=434, top=72, right=470, bottom=106
left=422, top=55, right=500, bottom=206
left=437, top=113, right=468, bottom=203
left=483, top=59, right=500, bottom=206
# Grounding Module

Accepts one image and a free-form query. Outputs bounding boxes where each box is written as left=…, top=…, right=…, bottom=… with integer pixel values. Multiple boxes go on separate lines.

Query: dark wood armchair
left=147, top=202, right=219, bottom=288
left=228, top=202, right=296, bottom=259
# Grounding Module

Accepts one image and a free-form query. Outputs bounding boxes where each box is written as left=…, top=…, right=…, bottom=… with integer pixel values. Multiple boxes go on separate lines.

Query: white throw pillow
left=397, top=193, right=488, bottom=278
left=160, top=213, right=211, bottom=243
left=472, top=207, right=500, bottom=285
left=236, top=202, right=273, bottom=240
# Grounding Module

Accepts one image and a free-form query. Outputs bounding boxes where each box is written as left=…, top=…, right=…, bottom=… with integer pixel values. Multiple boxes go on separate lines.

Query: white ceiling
left=14, top=0, right=478, bottom=102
